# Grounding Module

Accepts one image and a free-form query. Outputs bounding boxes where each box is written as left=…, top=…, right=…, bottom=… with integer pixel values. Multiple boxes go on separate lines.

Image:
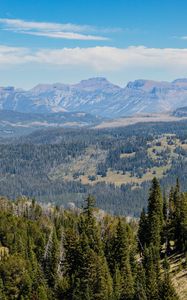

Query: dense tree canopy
left=0, top=177, right=186, bottom=299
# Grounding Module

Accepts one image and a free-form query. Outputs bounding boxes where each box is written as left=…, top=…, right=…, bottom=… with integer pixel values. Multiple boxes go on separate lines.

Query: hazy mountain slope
left=173, top=106, right=187, bottom=117
left=0, top=110, right=103, bottom=137
left=1, top=78, right=187, bottom=117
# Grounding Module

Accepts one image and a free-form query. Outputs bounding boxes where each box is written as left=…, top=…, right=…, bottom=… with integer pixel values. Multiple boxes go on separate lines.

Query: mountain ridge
left=1, top=77, right=187, bottom=117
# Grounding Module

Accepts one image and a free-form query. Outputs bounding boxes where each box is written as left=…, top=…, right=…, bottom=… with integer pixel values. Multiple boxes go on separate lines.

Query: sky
left=1, top=0, right=187, bottom=88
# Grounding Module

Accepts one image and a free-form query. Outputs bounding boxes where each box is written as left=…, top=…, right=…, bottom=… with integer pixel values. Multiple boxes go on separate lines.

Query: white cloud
left=1, top=45, right=187, bottom=73
left=18, top=30, right=109, bottom=41
left=0, top=18, right=111, bottom=41
left=0, top=18, right=91, bottom=32
left=0, top=45, right=33, bottom=64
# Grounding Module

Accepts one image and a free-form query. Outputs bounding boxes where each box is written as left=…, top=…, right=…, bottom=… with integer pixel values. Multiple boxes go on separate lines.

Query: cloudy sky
left=1, top=0, right=187, bottom=88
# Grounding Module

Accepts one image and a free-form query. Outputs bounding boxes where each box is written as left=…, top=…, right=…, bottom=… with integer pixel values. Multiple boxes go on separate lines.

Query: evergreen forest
left=0, top=178, right=186, bottom=299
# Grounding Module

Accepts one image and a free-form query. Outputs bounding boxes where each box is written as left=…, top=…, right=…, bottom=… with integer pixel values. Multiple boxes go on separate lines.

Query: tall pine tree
left=147, top=178, right=163, bottom=249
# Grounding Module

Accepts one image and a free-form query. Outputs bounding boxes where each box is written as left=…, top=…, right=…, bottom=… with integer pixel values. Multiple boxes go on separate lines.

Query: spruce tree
left=134, top=264, right=147, bottom=300
left=168, top=187, right=175, bottom=220
left=72, top=202, right=113, bottom=300
left=113, top=267, right=122, bottom=300
left=143, top=246, right=159, bottom=300
left=178, top=193, right=187, bottom=251
left=163, top=190, right=168, bottom=223
left=138, top=208, right=148, bottom=252
left=115, top=219, right=134, bottom=300
left=44, top=228, right=60, bottom=288
left=173, top=179, right=182, bottom=250
left=84, top=194, right=96, bottom=218
left=147, top=178, right=163, bottom=248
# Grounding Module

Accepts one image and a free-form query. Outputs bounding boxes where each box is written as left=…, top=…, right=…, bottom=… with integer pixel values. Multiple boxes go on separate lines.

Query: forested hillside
left=0, top=178, right=186, bottom=299
left=0, top=121, right=187, bottom=216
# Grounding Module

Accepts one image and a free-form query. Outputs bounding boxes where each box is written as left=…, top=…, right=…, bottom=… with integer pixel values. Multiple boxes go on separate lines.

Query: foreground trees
left=0, top=178, right=186, bottom=299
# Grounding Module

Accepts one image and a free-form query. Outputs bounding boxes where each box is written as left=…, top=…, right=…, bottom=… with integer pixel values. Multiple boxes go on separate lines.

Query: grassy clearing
left=49, top=146, right=107, bottom=181
left=120, top=152, right=136, bottom=158
left=95, top=114, right=187, bottom=129
left=77, top=165, right=170, bottom=187
left=147, top=134, right=179, bottom=160
left=49, top=134, right=187, bottom=187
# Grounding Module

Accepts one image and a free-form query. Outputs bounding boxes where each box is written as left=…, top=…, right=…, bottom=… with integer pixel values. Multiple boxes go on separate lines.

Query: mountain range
left=1, top=77, right=187, bottom=117
left=173, top=106, right=187, bottom=117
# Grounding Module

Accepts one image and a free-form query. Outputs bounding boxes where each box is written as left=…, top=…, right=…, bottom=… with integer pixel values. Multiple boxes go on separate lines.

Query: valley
left=1, top=120, right=187, bottom=216
left=1, top=2, right=187, bottom=299
left=0, top=110, right=187, bottom=138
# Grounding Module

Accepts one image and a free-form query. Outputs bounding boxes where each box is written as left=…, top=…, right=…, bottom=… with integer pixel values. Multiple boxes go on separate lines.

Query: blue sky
left=1, top=0, right=187, bottom=88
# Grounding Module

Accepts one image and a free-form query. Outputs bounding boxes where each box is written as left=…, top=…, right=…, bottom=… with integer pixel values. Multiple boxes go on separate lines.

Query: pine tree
left=82, top=195, right=102, bottom=254
left=165, top=187, right=176, bottom=254
left=71, top=206, right=113, bottom=300
left=84, top=194, right=96, bottom=218
left=94, top=256, right=113, bottom=300
left=168, top=187, right=175, bottom=220
left=64, top=227, right=79, bottom=278
left=173, top=179, right=182, bottom=250
left=147, top=178, right=163, bottom=248
left=134, top=264, right=147, bottom=300
left=178, top=193, right=187, bottom=251
left=44, top=228, right=60, bottom=288
left=143, top=246, right=159, bottom=300
left=114, top=219, right=135, bottom=300
left=163, top=190, right=168, bottom=223
left=138, top=208, right=148, bottom=252
left=113, top=267, right=122, bottom=300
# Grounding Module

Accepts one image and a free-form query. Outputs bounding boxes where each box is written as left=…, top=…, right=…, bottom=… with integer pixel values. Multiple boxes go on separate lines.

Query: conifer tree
left=147, top=178, right=163, bottom=248
left=173, top=179, right=182, bottom=250
left=94, top=256, right=113, bottom=300
left=178, top=193, right=187, bottom=251
left=82, top=195, right=102, bottom=254
left=114, top=219, right=134, bottom=300
left=44, top=228, right=60, bottom=288
left=113, top=267, right=122, bottom=300
left=134, top=264, right=147, bottom=300
left=138, top=208, right=148, bottom=252
left=143, top=246, right=159, bottom=300
left=168, top=187, right=175, bottom=220
left=71, top=200, right=113, bottom=300
left=163, top=190, right=168, bottom=223
left=84, top=194, right=96, bottom=218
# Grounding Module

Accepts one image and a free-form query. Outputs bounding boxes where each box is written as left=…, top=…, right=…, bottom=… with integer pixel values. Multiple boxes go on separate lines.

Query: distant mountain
left=1, top=77, right=187, bottom=117
left=173, top=106, right=187, bottom=117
